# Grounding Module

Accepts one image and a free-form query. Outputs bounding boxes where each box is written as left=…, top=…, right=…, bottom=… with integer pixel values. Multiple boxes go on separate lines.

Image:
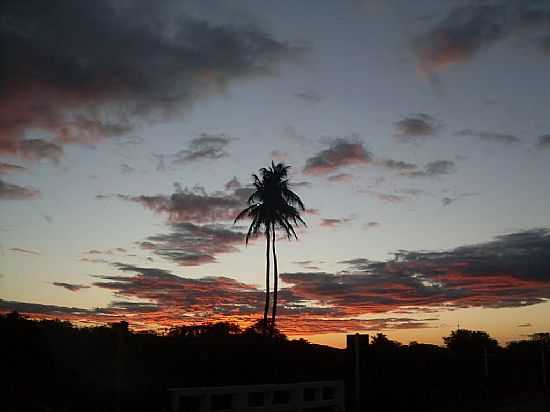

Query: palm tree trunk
left=271, top=222, right=278, bottom=332
left=264, top=230, right=270, bottom=327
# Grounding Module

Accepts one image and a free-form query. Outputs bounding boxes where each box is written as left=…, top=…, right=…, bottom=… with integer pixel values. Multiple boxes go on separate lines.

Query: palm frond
left=245, top=214, right=259, bottom=244
left=234, top=162, right=306, bottom=243
left=234, top=203, right=257, bottom=223
left=282, top=187, right=305, bottom=210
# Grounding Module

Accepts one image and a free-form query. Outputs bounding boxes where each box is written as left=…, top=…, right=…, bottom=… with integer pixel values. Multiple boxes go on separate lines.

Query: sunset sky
left=2, top=0, right=550, bottom=348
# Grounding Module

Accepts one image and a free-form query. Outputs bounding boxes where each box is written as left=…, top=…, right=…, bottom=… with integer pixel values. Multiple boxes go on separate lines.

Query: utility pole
left=347, top=333, right=369, bottom=412
left=354, top=334, right=360, bottom=412
left=483, top=346, right=489, bottom=378
left=542, top=341, right=547, bottom=390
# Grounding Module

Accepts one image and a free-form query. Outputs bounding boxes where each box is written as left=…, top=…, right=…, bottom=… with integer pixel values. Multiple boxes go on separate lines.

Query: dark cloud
left=291, top=181, right=313, bottom=189
left=16, top=139, right=64, bottom=164
left=52, top=282, right=91, bottom=292
left=294, top=91, right=322, bottom=103
left=0, top=299, right=100, bottom=317
left=115, top=136, right=144, bottom=149
left=338, top=258, right=371, bottom=271
left=416, top=3, right=550, bottom=72
left=362, top=190, right=406, bottom=203
left=84, top=248, right=128, bottom=256
left=378, top=159, right=419, bottom=171
left=320, top=217, right=354, bottom=228
left=171, top=133, right=231, bottom=165
left=293, top=260, right=313, bottom=267
left=0, top=179, right=40, bottom=200
left=282, top=228, right=550, bottom=315
left=455, top=129, right=520, bottom=144
left=4, top=229, right=548, bottom=334
left=93, top=263, right=265, bottom=318
left=281, top=271, right=445, bottom=315
left=224, top=176, right=241, bottom=191
left=0, top=162, right=26, bottom=175
left=537, top=134, right=550, bottom=148
left=303, top=138, right=372, bottom=175
left=85, top=250, right=102, bottom=255
left=327, top=173, right=353, bottom=182
left=400, top=229, right=550, bottom=283
left=442, top=197, right=453, bottom=207
left=363, top=221, right=381, bottom=230
left=0, top=297, right=161, bottom=322
left=0, top=297, right=435, bottom=335
left=139, top=222, right=245, bottom=266
left=0, top=0, right=301, bottom=162
left=9, top=247, right=40, bottom=255
left=394, top=114, right=438, bottom=139
left=120, top=164, right=135, bottom=174
left=416, top=5, right=507, bottom=72
left=270, top=150, right=288, bottom=161
left=277, top=317, right=436, bottom=335
left=153, top=154, right=166, bottom=172
left=80, top=257, right=113, bottom=265
left=305, top=208, right=320, bottom=215
left=403, top=160, right=456, bottom=178
left=442, top=192, right=480, bottom=207
left=102, top=183, right=248, bottom=223
left=282, top=125, right=309, bottom=145
left=395, top=188, right=426, bottom=197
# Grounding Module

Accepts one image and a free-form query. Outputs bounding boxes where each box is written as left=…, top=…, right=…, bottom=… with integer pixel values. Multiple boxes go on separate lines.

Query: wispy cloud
left=171, top=133, right=232, bottom=165
left=16, top=140, right=64, bottom=164
left=9, top=247, right=40, bottom=256
left=292, top=181, right=313, bottom=189
left=377, top=159, right=418, bottom=171
left=455, top=129, right=520, bottom=144
left=83, top=248, right=128, bottom=256
left=0, top=162, right=26, bottom=175
left=52, top=282, right=91, bottom=292
left=294, top=91, right=322, bottom=104
left=362, top=190, right=406, bottom=203
left=327, top=173, right=353, bottom=182
left=403, top=160, right=456, bottom=178
left=120, top=164, right=135, bottom=174
left=0, top=179, right=40, bottom=201
left=320, top=217, right=354, bottom=228
left=442, top=192, right=480, bottom=207
left=363, top=221, right=380, bottom=230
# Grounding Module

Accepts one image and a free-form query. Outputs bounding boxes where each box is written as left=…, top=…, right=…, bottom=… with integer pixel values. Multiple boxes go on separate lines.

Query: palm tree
left=235, top=162, right=306, bottom=332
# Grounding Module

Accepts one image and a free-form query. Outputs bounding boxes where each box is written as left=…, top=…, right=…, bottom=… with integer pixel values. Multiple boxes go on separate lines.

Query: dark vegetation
left=354, top=331, right=549, bottom=412
left=2, top=312, right=548, bottom=412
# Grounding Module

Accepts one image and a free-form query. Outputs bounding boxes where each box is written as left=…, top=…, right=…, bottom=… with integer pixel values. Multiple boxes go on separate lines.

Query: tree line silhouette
left=2, top=311, right=548, bottom=412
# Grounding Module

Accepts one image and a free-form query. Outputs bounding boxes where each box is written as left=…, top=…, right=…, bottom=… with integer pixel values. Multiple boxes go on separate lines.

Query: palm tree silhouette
left=235, top=162, right=306, bottom=331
